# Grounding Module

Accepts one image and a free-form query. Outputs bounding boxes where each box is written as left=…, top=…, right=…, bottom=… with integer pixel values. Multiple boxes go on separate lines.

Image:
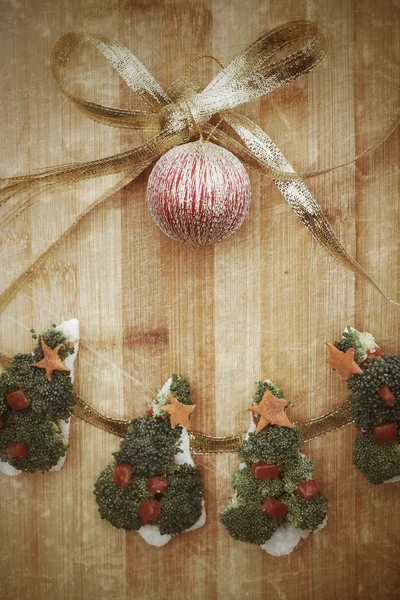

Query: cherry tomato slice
left=373, top=423, right=398, bottom=446
left=378, top=385, right=397, bottom=407
left=251, top=462, right=280, bottom=480
left=7, top=442, right=28, bottom=458
left=138, top=498, right=161, bottom=524
left=261, top=497, right=288, bottom=520
left=297, top=480, right=319, bottom=499
left=6, top=389, right=30, bottom=411
left=113, top=464, right=134, bottom=488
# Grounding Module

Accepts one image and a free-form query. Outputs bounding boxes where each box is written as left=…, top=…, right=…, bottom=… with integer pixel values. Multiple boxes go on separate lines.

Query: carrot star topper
left=326, top=343, right=363, bottom=380
left=162, top=394, right=196, bottom=430
left=33, top=338, right=71, bottom=381
left=248, top=389, right=294, bottom=433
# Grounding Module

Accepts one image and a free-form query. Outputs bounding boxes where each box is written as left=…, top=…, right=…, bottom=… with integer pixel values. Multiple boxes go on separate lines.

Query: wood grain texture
left=0, top=0, right=399, bottom=599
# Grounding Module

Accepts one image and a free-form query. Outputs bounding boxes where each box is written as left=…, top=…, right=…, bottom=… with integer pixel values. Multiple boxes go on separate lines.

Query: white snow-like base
left=0, top=318, right=79, bottom=477
left=384, top=475, right=400, bottom=484
left=137, top=377, right=206, bottom=547
left=261, top=517, right=327, bottom=557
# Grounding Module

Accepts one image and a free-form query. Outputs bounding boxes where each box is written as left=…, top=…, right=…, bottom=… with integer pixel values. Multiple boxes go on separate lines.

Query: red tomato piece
left=113, top=464, right=134, bottom=488
left=0, top=415, right=5, bottom=428
left=373, top=423, right=398, bottom=446
left=378, top=385, right=397, bottom=407
left=138, top=498, right=161, bottom=524
left=261, top=497, right=288, bottom=520
left=297, top=480, right=319, bottom=499
left=6, top=389, right=30, bottom=411
left=251, top=462, right=280, bottom=480
left=7, top=442, right=28, bottom=458
left=146, top=476, right=168, bottom=495
left=146, top=409, right=154, bottom=416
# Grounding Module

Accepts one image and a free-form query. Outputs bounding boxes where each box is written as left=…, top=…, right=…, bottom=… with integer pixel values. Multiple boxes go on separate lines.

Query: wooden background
left=0, top=0, right=399, bottom=598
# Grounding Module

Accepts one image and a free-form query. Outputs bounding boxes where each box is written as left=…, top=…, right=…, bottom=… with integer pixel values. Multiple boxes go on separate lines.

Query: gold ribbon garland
left=0, top=21, right=397, bottom=452
left=0, top=351, right=354, bottom=451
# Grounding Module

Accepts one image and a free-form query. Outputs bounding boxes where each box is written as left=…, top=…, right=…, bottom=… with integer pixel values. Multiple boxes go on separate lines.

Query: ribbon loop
left=1, top=21, right=398, bottom=312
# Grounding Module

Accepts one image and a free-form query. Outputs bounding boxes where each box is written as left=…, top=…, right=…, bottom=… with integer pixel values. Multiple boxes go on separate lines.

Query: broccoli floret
left=286, top=493, right=327, bottom=530
left=169, top=374, right=192, bottom=405
left=33, top=329, right=74, bottom=362
left=253, top=380, right=284, bottom=405
left=94, top=466, right=149, bottom=531
left=0, top=410, right=67, bottom=472
left=282, top=455, right=315, bottom=492
left=239, top=425, right=301, bottom=466
left=353, top=432, right=400, bottom=484
left=220, top=498, right=279, bottom=545
left=0, top=378, right=7, bottom=416
left=349, top=355, right=400, bottom=431
left=158, top=464, right=203, bottom=535
left=232, top=466, right=285, bottom=501
left=0, top=353, right=75, bottom=421
left=154, top=374, right=193, bottom=416
left=114, top=415, right=182, bottom=476
left=334, top=326, right=368, bottom=363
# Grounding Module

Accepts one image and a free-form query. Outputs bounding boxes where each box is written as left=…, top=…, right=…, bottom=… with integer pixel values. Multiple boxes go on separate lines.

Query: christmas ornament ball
left=146, top=141, right=251, bottom=245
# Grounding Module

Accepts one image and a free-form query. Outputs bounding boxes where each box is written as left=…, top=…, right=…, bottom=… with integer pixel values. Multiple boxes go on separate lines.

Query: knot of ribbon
left=0, top=20, right=398, bottom=314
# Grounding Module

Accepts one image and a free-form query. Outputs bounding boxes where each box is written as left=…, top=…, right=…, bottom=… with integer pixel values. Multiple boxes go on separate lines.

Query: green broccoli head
left=232, top=466, right=285, bottom=501
left=353, top=432, right=400, bottom=484
left=238, top=426, right=301, bottom=466
left=0, top=352, right=75, bottom=422
left=334, top=326, right=372, bottom=363
left=94, top=466, right=149, bottom=531
left=220, top=498, right=279, bottom=545
left=154, top=374, right=193, bottom=416
left=0, top=380, right=7, bottom=416
left=33, top=328, right=75, bottom=361
left=349, top=355, right=400, bottom=431
left=0, top=410, right=67, bottom=472
left=253, top=380, right=284, bottom=405
left=285, top=492, right=327, bottom=530
left=158, top=464, right=203, bottom=536
left=169, top=374, right=192, bottom=405
left=113, top=415, right=183, bottom=476
left=282, top=454, right=315, bottom=492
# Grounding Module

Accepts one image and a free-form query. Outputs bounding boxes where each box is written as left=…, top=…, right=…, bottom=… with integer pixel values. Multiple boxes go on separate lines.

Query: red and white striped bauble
left=146, top=141, right=251, bottom=245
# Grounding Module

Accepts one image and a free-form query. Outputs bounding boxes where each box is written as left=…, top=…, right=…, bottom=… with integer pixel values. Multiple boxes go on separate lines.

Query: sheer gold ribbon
left=0, top=20, right=399, bottom=314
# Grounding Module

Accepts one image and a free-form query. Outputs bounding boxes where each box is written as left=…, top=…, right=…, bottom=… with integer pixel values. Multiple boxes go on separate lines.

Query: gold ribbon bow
left=0, top=20, right=399, bottom=317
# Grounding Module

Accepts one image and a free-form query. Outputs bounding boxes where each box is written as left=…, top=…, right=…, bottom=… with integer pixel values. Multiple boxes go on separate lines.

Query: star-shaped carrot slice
left=161, top=394, right=195, bottom=430
left=33, top=338, right=70, bottom=381
left=248, top=389, right=294, bottom=434
left=326, top=343, right=363, bottom=380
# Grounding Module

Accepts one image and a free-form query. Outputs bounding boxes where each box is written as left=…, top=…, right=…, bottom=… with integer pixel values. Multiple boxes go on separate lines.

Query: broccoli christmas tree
left=94, top=374, right=206, bottom=546
left=0, top=319, right=79, bottom=475
left=220, top=381, right=328, bottom=556
left=328, top=326, right=400, bottom=484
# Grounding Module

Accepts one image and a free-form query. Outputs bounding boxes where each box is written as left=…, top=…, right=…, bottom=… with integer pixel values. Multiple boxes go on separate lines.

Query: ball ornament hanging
left=146, top=141, right=251, bottom=245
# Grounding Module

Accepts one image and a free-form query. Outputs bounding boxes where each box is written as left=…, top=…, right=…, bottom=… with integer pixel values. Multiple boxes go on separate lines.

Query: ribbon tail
left=0, top=129, right=185, bottom=228
left=0, top=169, right=141, bottom=315
left=220, top=111, right=400, bottom=309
